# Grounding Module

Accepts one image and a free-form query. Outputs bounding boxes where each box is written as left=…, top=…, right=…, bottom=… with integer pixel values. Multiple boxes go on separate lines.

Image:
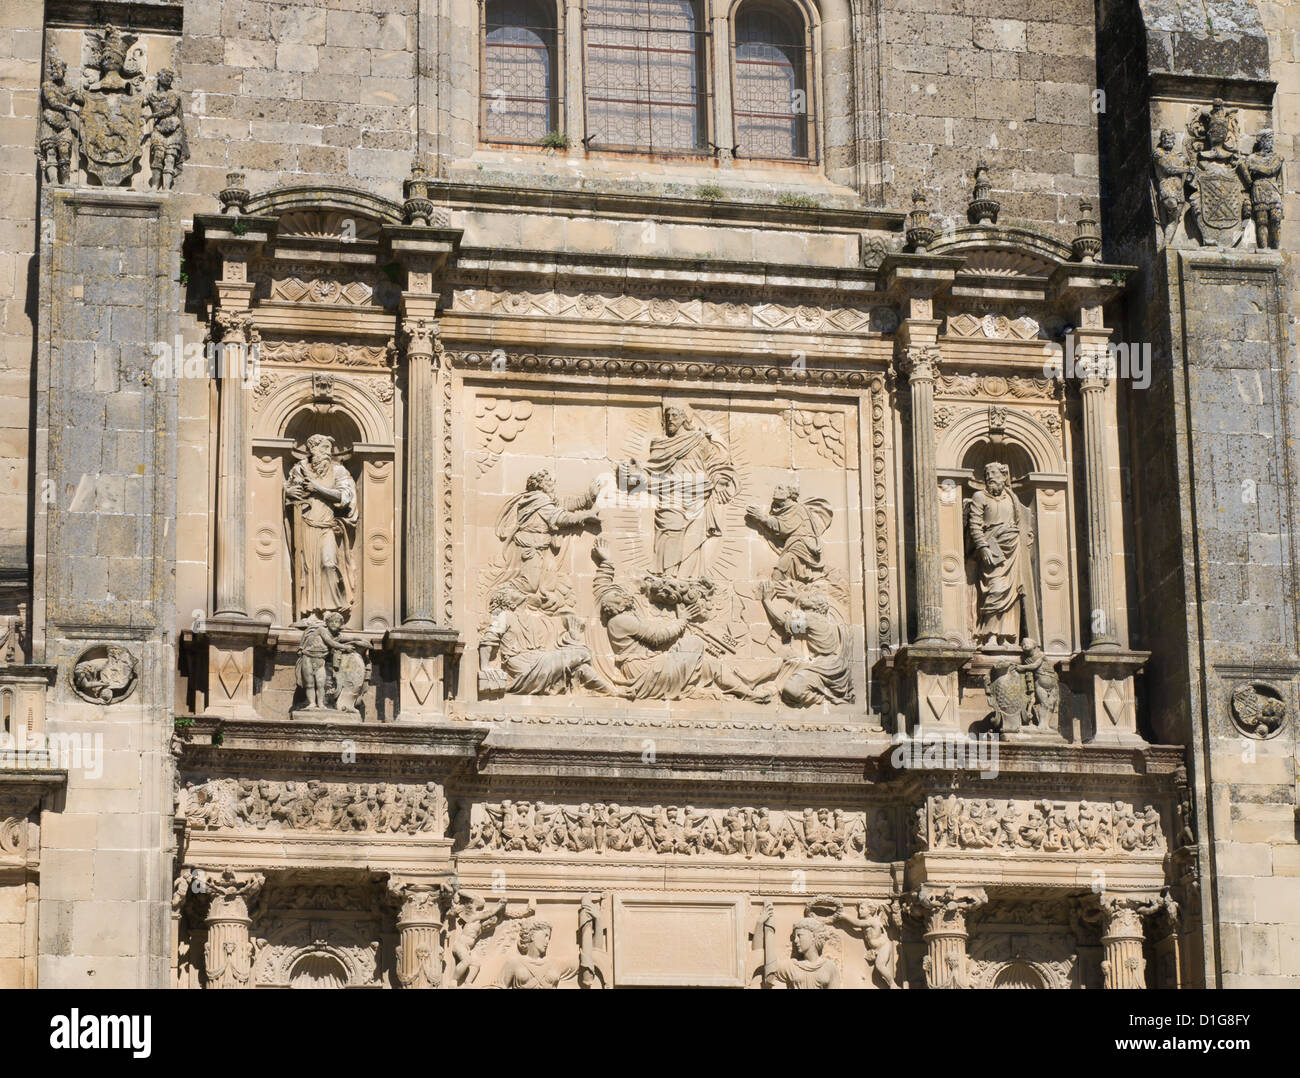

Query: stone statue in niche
left=38, top=45, right=83, bottom=184
left=590, top=539, right=778, bottom=702
left=1152, top=129, right=1191, bottom=248
left=477, top=584, right=616, bottom=696
left=495, top=920, right=579, bottom=989
left=754, top=902, right=841, bottom=988
left=760, top=582, right=854, bottom=707
left=81, top=24, right=146, bottom=186
left=744, top=481, right=832, bottom=585
left=293, top=611, right=365, bottom=714
left=284, top=434, right=358, bottom=622
left=615, top=402, right=737, bottom=579
left=966, top=462, right=1036, bottom=648
left=142, top=68, right=188, bottom=190
left=1017, top=637, right=1059, bottom=728
left=490, top=468, right=601, bottom=613
left=1239, top=129, right=1284, bottom=250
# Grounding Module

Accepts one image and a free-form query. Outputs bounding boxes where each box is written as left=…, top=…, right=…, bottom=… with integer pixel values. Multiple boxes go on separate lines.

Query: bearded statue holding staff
left=966, top=462, right=1037, bottom=648
left=284, top=434, right=358, bottom=622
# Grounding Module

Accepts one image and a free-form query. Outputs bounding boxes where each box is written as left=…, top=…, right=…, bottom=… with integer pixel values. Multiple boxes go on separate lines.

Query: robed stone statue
left=284, top=434, right=358, bottom=622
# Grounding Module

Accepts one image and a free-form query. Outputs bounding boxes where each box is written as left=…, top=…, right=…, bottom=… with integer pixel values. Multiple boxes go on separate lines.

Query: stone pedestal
left=383, top=626, right=462, bottom=721
left=1064, top=648, right=1149, bottom=744
left=199, top=616, right=271, bottom=719
left=877, top=643, right=974, bottom=732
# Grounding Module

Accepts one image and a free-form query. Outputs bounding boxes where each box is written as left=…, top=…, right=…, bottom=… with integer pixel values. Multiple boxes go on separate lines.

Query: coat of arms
left=1185, top=99, right=1248, bottom=247
left=81, top=24, right=145, bottom=186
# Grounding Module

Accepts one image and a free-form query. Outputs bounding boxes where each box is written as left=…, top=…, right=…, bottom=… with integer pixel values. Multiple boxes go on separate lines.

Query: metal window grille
left=482, top=0, right=559, bottom=144
left=584, top=0, right=710, bottom=153
left=732, top=3, right=812, bottom=160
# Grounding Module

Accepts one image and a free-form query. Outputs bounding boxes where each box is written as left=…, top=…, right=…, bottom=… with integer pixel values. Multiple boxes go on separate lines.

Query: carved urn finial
left=1072, top=197, right=1102, bottom=262
left=218, top=171, right=249, bottom=215
left=967, top=158, right=999, bottom=226
left=905, top=188, right=937, bottom=250
left=403, top=161, right=436, bottom=226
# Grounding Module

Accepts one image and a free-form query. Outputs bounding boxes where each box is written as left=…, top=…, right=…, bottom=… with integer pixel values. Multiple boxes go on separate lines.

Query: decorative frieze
left=182, top=778, right=448, bottom=836
left=465, top=801, right=879, bottom=861
left=920, top=795, right=1165, bottom=854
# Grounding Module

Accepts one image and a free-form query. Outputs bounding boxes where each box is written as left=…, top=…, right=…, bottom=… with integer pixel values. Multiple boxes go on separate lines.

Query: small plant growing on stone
left=230, top=220, right=248, bottom=236
left=1110, top=270, right=1128, bottom=286
left=174, top=717, right=195, bottom=730
left=777, top=193, right=819, bottom=209
left=696, top=184, right=724, bottom=201
left=540, top=130, right=569, bottom=150
left=178, top=257, right=188, bottom=286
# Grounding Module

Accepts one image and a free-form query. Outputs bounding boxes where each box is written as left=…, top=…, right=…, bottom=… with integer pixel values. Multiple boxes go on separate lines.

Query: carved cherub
left=835, top=901, right=902, bottom=989
left=447, top=891, right=535, bottom=986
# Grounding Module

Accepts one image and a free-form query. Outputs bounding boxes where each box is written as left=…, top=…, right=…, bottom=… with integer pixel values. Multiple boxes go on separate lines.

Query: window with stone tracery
left=732, top=1, right=813, bottom=160
left=583, top=0, right=710, bottom=153
left=482, top=0, right=560, bottom=144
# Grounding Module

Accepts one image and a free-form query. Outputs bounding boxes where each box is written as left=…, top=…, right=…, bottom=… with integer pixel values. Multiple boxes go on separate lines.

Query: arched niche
left=248, top=376, right=397, bottom=635
left=934, top=409, right=1077, bottom=656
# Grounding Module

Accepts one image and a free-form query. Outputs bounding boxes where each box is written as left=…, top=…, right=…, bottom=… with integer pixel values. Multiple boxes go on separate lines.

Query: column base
left=196, top=615, right=273, bottom=719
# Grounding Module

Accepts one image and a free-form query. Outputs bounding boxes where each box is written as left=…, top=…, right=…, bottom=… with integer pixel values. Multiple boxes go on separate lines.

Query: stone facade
left=0, top=0, right=1295, bottom=988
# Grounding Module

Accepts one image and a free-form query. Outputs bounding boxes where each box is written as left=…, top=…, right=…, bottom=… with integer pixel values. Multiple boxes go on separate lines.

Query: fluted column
left=915, top=886, right=986, bottom=989
left=202, top=871, right=263, bottom=989
left=900, top=346, right=945, bottom=642
left=1077, top=346, right=1119, bottom=647
left=1100, top=894, right=1160, bottom=989
left=212, top=310, right=257, bottom=617
left=400, top=316, right=439, bottom=626
left=389, top=880, right=445, bottom=988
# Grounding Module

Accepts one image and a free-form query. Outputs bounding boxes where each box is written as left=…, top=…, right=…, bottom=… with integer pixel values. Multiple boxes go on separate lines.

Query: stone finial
left=218, top=171, right=249, bottom=215
left=403, top=161, right=436, bottom=226
left=967, top=158, right=999, bottom=226
left=1072, top=197, right=1102, bottom=262
left=905, top=188, right=937, bottom=250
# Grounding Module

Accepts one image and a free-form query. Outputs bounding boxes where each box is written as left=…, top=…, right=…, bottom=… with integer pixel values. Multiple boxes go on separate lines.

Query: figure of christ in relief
left=490, top=468, right=602, bottom=613
left=590, top=539, right=779, bottom=702
left=616, top=403, right=737, bottom=581
left=284, top=434, right=358, bottom=622
left=478, top=585, right=617, bottom=697
left=966, top=462, right=1036, bottom=648
left=760, top=582, right=854, bottom=707
left=744, top=481, right=833, bottom=586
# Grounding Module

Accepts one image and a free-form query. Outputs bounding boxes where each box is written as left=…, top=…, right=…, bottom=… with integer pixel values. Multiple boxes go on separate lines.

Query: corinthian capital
left=1099, top=892, right=1168, bottom=937
left=386, top=878, right=448, bottom=923
left=912, top=884, right=987, bottom=932
left=400, top=317, right=441, bottom=360
left=899, top=346, right=941, bottom=383
left=203, top=869, right=265, bottom=920
left=211, top=309, right=259, bottom=345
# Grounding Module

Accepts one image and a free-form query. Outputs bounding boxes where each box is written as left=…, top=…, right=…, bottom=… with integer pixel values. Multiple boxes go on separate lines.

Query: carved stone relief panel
left=918, top=795, right=1165, bottom=855
left=182, top=778, right=448, bottom=836
left=458, top=383, right=874, bottom=716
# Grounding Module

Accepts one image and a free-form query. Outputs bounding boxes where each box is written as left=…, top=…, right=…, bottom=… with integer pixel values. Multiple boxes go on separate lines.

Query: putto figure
left=143, top=68, right=189, bottom=190
left=617, top=402, right=737, bottom=580
left=38, top=46, right=83, bottom=184
left=284, top=434, right=358, bottom=622
left=1240, top=129, right=1284, bottom=250
left=967, top=462, right=1035, bottom=648
left=294, top=611, right=360, bottom=713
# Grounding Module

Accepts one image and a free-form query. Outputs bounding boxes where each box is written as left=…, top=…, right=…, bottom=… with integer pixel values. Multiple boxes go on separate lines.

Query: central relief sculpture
left=476, top=399, right=856, bottom=708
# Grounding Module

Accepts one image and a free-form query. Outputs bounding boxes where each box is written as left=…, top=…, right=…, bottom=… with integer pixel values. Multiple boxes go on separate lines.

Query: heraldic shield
left=1191, top=161, right=1246, bottom=246
left=82, top=92, right=142, bottom=186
